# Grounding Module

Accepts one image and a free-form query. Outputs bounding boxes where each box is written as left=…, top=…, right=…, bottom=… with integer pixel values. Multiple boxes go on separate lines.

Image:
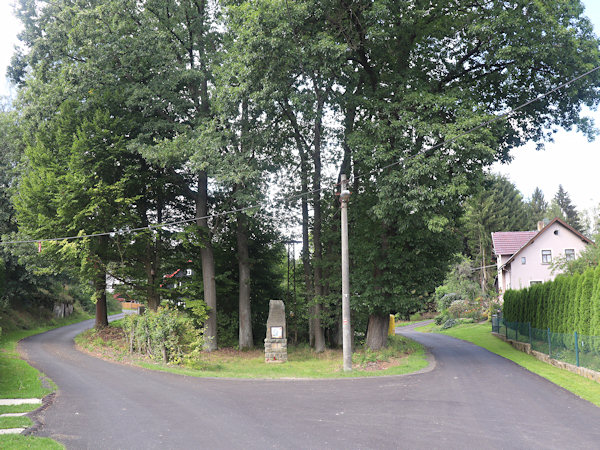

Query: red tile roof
left=491, top=231, right=537, bottom=256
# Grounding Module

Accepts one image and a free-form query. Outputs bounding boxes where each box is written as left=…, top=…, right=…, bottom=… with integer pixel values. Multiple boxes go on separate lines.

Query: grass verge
left=0, top=313, right=91, bottom=399
left=76, top=322, right=429, bottom=379
left=425, top=322, right=600, bottom=407
left=0, top=435, right=64, bottom=449
left=0, top=416, right=33, bottom=429
left=0, top=310, right=91, bottom=448
left=0, top=404, right=38, bottom=415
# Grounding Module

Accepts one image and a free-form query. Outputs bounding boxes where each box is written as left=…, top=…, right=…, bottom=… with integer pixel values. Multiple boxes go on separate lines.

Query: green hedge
left=503, top=265, right=600, bottom=336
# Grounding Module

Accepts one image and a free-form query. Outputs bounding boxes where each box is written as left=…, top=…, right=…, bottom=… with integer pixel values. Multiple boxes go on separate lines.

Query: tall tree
left=222, top=0, right=345, bottom=352
left=14, top=101, right=144, bottom=327
left=463, top=174, right=530, bottom=293
left=528, top=187, right=548, bottom=227
left=328, top=0, right=600, bottom=348
left=554, top=185, right=582, bottom=231
left=11, top=0, right=224, bottom=347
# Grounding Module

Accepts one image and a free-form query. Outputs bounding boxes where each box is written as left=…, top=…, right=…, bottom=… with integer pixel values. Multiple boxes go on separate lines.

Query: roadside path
left=19, top=318, right=600, bottom=449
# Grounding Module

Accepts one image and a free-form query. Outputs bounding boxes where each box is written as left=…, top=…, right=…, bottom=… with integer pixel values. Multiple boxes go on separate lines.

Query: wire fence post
left=547, top=328, right=552, bottom=358
left=528, top=322, right=532, bottom=346
left=574, top=331, right=579, bottom=367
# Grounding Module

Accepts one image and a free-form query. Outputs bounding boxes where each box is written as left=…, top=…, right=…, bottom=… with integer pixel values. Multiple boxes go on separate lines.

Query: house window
left=186, top=268, right=193, bottom=276
left=521, top=257, right=526, bottom=265
left=530, top=280, right=542, bottom=286
left=542, top=250, right=552, bottom=264
left=565, top=249, right=575, bottom=261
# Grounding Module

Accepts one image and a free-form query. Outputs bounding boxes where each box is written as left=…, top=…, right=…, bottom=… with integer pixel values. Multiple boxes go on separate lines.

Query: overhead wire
left=2, top=63, right=600, bottom=247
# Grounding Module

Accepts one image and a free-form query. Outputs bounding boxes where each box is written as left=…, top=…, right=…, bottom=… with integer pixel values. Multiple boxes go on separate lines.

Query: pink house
left=492, top=218, right=592, bottom=297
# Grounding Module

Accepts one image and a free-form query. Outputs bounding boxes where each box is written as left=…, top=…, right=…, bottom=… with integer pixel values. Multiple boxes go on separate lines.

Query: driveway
left=19, top=319, right=600, bottom=449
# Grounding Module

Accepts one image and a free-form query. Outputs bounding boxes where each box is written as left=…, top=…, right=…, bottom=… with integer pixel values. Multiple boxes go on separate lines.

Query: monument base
left=264, top=338, right=288, bottom=363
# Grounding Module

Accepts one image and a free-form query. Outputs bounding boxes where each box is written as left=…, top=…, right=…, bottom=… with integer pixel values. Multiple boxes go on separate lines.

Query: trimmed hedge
left=503, top=266, right=600, bottom=336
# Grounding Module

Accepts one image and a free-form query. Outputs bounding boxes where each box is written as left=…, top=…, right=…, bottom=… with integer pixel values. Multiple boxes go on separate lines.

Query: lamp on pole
left=340, top=174, right=352, bottom=371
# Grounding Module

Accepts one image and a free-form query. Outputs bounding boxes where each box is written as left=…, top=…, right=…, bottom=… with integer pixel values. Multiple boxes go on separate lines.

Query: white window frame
left=541, top=250, right=552, bottom=264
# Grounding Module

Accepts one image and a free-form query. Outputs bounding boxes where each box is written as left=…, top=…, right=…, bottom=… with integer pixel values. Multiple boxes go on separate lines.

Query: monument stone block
left=264, top=300, right=287, bottom=363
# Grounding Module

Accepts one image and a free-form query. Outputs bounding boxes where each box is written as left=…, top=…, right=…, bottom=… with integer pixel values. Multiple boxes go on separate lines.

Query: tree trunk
left=145, top=247, right=160, bottom=311
left=299, top=141, right=314, bottom=347
left=237, top=212, right=253, bottom=349
left=197, top=172, right=218, bottom=351
left=94, top=235, right=109, bottom=329
left=481, top=241, right=487, bottom=295
left=312, top=90, right=326, bottom=353
left=365, top=314, right=389, bottom=350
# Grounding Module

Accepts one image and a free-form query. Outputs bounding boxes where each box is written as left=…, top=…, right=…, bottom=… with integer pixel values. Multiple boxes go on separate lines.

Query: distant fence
left=492, top=316, right=600, bottom=372
left=121, top=301, right=143, bottom=310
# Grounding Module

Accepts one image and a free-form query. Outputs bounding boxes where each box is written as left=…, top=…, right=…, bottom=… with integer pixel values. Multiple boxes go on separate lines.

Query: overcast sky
left=1, top=1, right=600, bottom=212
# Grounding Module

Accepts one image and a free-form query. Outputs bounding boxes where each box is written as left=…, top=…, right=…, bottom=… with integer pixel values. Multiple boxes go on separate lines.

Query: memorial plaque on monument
left=264, top=300, right=287, bottom=363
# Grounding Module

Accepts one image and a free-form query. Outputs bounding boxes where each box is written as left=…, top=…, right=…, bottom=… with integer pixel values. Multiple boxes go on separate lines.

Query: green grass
left=0, top=313, right=90, bottom=399
left=0, top=310, right=92, bottom=449
left=77, top=325, right=430, bottom=379
left=0, top=404, right=38, bottom=415
left=427, top=322, right=600, bottom=407
left=0, top=415, right=33, bottom=429
left=0, top=435, right=64, bottom=449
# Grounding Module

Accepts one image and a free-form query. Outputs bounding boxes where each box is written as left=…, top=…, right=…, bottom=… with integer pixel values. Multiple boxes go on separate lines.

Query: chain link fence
left=491, top=316, right=600, bottom=372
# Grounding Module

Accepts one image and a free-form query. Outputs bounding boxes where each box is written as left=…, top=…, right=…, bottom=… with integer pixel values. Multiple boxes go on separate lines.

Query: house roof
left=491, top=231, right=537, bottom=256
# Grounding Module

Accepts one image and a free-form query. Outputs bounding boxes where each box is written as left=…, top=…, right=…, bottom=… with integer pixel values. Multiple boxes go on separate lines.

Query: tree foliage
left=6, top=0, right=600, bottom=349
left=463, top=174, right=531, bottom=292
left=554, top=184, right=582, bottom=232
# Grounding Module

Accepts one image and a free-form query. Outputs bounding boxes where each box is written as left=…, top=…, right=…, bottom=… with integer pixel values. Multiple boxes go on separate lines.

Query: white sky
left=1, top=1, right=600, bottom=212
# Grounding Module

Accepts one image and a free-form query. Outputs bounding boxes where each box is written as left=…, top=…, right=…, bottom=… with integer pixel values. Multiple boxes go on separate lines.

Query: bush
left=448, top=300, right=469, bottom=318
left=442, top=318, right=457, bottom=329
left=123, top=306, right=203, bottom=364
left=216, top=310, right=239, bottom=348
left=436, top=292, right=463, bottom=311
left=434, top=312, right=449, bottom=325
left=488, top=299, right=503, bottom=319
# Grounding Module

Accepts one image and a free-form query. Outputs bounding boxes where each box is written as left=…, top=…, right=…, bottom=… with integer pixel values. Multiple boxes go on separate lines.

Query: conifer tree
left=535, top=283, right=546, bottom=328
left=590, top=265, right=600, bottom=340
left=554, top=185, right=582, bottom=232
left=557, top=277, right=569, bottom=332
left=577, top=268, right=595, bottom=336
left=528, top=187, right=548, bottom=227
left=569, top=274, right=582, bottom=333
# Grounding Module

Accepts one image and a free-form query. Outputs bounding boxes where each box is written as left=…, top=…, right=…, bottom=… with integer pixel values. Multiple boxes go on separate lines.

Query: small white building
left=492, top=218, right=592, bottom=297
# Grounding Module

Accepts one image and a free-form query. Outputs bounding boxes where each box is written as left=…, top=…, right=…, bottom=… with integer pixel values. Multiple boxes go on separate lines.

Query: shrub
left=216, top=310, right=239, bottom=348
left=442, top=318, right=457, bottom=329
left=436, top=292, right=463, bottom=311
left=434, top=312, right=449, bottom=325
left=123, top=306, right=203, bottom=364
left=448, top=300, right=470, bottom=318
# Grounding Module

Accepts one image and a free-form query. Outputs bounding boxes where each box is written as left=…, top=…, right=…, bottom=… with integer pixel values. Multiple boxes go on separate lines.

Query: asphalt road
left=18, top=319, right=600, bottom=449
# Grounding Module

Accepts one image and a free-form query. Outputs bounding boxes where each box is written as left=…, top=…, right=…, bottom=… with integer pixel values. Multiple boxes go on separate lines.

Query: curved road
left=19, top=319, right=600, bottom=449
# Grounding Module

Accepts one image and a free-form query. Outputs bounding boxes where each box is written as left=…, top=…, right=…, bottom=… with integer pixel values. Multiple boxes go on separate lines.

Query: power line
left=471, top=263, right=498, bottom=272
left=2, top=64, right=600, bottom=247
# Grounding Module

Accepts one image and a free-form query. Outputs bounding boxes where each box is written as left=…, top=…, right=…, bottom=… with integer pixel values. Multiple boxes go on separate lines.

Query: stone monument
left=264, top=300, right=287, bottom=363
